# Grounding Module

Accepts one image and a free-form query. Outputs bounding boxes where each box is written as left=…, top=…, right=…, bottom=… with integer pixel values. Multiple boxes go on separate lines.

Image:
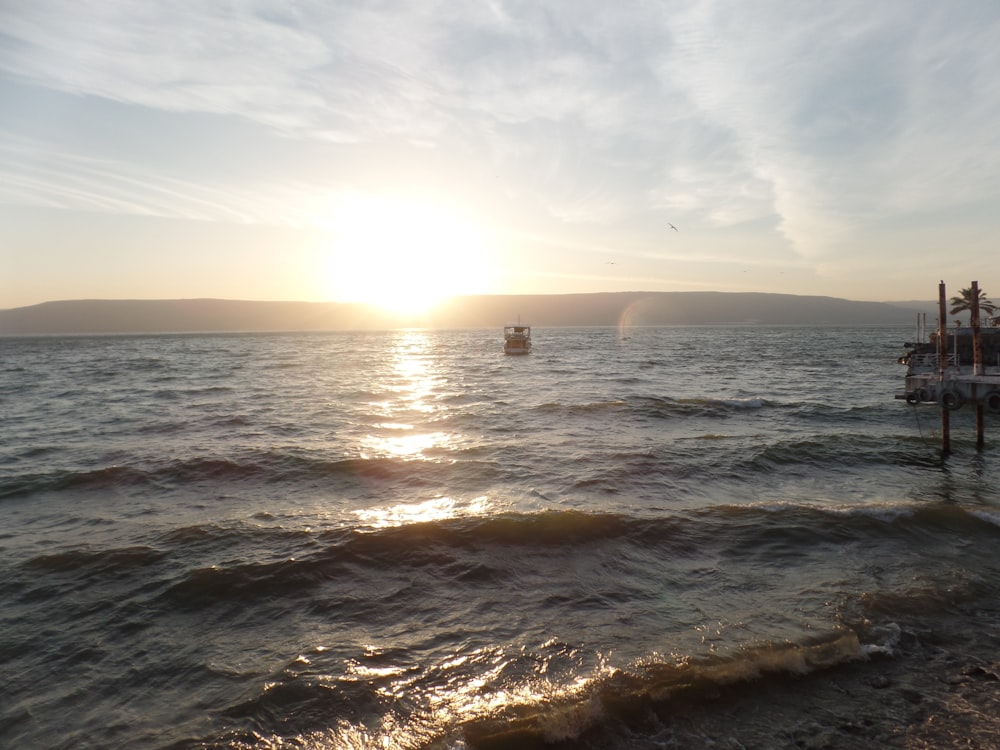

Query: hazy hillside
left=882, top=300, right=942, bottom=317
left=0, top=292, right=927, bottom=334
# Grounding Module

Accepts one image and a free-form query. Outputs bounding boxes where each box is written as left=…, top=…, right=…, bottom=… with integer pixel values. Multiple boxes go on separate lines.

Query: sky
left=2, top=0, right=999, bottom=312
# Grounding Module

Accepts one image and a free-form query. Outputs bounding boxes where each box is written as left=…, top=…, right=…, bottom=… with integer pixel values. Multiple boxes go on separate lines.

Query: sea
left=2, top=325, right=999, bottom=749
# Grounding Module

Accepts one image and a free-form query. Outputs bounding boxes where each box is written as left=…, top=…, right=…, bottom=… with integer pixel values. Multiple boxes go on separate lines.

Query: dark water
left=2, top=326, right=999, bottom=749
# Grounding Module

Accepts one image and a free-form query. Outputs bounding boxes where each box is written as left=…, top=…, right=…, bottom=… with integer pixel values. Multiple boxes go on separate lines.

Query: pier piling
left=972, top=281, right=985, bottom=450
left=938, top=281, right=950, bottom=455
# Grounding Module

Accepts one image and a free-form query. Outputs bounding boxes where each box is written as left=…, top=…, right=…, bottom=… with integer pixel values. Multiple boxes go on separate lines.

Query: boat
left=503, top=323, right=532, bottom=355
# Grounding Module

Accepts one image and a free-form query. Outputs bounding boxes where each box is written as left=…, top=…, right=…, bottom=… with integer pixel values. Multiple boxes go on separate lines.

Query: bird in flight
left=668, top=222, right=678, bottom=231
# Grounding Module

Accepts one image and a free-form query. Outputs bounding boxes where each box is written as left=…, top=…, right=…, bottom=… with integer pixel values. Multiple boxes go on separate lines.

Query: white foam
left=720, top=397, right=765, bottom=409
left=860, top=622, right=901, bottom=656
left=969, top=509, right=1000, bottom=529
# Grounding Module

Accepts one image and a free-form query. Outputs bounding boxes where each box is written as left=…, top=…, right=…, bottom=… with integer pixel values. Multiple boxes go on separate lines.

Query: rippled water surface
left=2, top=326, right=999, bottom=748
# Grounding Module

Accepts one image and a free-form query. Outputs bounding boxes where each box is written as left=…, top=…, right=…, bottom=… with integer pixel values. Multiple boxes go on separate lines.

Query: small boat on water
left=503, top=323, right=532, bottom=355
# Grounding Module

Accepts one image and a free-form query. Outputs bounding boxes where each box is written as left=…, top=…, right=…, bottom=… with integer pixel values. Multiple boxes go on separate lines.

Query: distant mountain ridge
left=0, top=293, right=929, bottom=334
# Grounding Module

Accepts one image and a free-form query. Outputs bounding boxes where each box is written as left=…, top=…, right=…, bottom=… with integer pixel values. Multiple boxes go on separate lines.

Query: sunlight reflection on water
left=355, top=495, right=490, bottom=528
left=358, top=332, right=455, bottom=458
left=362, top=429, right=452, bottom=458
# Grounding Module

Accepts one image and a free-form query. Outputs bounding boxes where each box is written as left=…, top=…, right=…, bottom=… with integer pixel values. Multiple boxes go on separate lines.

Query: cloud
left=3, top=0, right=1000, bottom=297
left=0, top=2, right=343, bottom=141
left=647, top=2, right=1000, bottom=255
left=0, top=128, right=329, bottom=226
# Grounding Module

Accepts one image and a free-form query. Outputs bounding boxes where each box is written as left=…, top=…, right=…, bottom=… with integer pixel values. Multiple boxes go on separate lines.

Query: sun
left=320, top=193, right=494, bottom=315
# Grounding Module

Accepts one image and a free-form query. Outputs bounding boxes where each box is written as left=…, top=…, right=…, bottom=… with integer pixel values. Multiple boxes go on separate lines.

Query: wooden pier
left=897, top=280, right=1000, bottom=453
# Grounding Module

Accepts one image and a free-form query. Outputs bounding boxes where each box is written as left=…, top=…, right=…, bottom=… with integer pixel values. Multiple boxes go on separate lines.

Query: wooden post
left=971, top=280, right=985, bottom=450
left=938, top=281, right=950, bottom=455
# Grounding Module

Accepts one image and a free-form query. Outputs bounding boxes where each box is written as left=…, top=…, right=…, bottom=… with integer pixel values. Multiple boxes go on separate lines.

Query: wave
left=157, top=511, right=640, bottom=609
left=458, top=629, right=887, bottom=749
left=737, top=432, right=942, bottom=472
left=190, top=625, right=899, bottom=750
left=0, top=452, right=500, bottom=499
left=0, top=465, right=152, bottom=498
left=14, top=502, right=996, bottom=637
left=13, top=490, right=999, bottom=572
left=537, top=395, right=770, bottom=420
left=1, top=459, right=268, bottom=498
left=150, top=502, right=1000, bottom=610
left=24, top=545, right=166, bottom=574
left=12, top=500, right=1000, bottom=749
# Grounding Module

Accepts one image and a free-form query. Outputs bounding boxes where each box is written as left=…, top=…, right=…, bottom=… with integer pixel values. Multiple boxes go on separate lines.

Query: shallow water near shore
left=2, top=326, right=999, bottom=748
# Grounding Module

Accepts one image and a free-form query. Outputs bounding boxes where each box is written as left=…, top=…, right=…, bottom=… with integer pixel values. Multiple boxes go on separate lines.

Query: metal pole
left=938, top=281, right=950, bottom=455
left=972, top=280, right=984, bottom=450
left=972, top=280, right=983, bottom=375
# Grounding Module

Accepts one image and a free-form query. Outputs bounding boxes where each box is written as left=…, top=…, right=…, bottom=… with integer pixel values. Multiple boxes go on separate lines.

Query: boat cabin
left=503, top=324, right=532, bottom=355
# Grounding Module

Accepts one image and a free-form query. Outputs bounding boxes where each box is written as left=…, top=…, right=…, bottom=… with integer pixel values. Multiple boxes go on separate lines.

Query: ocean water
left=2, top=326, right=999, bottom=749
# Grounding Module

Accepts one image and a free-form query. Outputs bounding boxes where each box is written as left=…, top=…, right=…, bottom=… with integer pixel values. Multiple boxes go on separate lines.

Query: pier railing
left=909, top=353, right=956, bottom=369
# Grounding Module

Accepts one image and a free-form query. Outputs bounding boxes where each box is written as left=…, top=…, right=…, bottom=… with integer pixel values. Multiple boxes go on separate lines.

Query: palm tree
left=949, top=286, right=997, bottom=322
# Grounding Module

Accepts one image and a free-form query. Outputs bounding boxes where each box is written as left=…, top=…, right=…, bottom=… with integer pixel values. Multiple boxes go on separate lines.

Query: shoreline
left=629, top=613, right=1000, bottom=749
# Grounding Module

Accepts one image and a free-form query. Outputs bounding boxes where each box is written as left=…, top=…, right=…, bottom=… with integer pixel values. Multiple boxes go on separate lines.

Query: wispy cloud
left=658, top=2, right=1000, bottom=257
left=0, top=129, right=332, bottom=226
left=2, top=0, right=999, bottom=303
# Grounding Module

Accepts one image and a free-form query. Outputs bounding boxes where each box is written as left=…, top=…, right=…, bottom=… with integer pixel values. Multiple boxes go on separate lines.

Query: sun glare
left=321, top=194, right=494, bottom=314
